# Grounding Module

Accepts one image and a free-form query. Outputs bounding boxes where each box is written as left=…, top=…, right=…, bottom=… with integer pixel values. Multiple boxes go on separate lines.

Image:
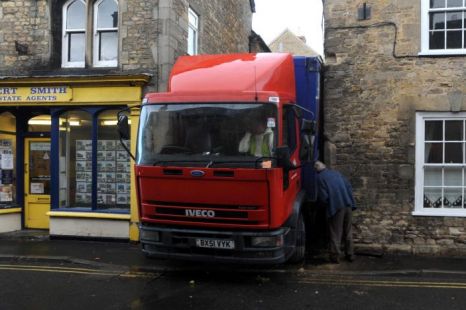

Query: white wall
left=0, top=213, right=21, bottom=233
left=49, top=218, right=130, bottom=239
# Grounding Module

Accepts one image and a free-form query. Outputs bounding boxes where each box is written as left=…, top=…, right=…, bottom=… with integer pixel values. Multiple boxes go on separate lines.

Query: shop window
left=415, top=112, right=466, bottom=217
left=61, top=0, right=119, bottom=68
left=59, top=111, right=92, bottom=208
left=55, top=108, right=129, bottom=212
left=0, top=112, right=16, bottom=208
left=97, top=110, right=130, bottom=210
left=188, top=7, right=199, bottom=55
left=28, top=115, right=51, bottom=132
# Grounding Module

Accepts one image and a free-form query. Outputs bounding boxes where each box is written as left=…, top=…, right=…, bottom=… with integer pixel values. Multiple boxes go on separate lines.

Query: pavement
left=1, top=229, right=466, bottom=276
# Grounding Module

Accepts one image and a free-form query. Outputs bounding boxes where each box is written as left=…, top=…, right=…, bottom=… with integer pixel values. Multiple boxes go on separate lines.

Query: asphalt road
left=2, top=260, right=466, bottom=310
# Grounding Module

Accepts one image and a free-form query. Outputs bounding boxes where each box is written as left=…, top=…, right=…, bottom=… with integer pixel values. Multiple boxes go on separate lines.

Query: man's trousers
left=328, top=207, right=354, bottom=259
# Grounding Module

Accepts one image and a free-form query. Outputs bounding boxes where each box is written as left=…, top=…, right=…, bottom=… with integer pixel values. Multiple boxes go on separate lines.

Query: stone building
left=269, top=29, right=319, bottom=56
left=0, top=0, right=255, bottom=241
left=324, top=1, right=466, bottom=255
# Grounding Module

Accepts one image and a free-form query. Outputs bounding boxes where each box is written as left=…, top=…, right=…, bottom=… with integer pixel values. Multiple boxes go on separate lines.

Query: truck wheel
left=289, top=212, right=306, bottom=264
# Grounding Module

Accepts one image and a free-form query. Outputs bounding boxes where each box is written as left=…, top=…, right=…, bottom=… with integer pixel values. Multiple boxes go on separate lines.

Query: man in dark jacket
left=314, top=161, right=356, bottom=263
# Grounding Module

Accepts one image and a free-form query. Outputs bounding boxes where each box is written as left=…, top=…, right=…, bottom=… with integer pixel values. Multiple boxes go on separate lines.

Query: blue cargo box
left=293, top=56, right=322, bottom=201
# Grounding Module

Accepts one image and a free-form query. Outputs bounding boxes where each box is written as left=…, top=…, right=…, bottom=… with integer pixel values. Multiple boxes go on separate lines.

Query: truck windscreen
left=136, top=103, right=278, bottom=167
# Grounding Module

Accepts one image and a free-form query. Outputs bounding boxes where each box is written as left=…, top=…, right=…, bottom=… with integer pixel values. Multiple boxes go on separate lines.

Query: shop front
left=0, top=75, right=149, bottom=241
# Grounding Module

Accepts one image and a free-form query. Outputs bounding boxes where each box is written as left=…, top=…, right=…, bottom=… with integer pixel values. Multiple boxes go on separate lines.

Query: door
left=24, top=138, right=51, bottom=229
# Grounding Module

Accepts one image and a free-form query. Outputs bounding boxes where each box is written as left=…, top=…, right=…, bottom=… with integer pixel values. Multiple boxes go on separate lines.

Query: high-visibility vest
left=249, top=132, right=272, bottom=156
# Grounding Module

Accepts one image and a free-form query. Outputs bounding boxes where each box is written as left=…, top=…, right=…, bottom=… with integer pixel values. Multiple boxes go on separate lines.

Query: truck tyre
left=289, top=212, right=306, bottom=263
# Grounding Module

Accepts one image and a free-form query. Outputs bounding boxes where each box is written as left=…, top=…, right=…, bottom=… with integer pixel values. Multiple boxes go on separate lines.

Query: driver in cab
left=238, top=117, right=274, bottom=158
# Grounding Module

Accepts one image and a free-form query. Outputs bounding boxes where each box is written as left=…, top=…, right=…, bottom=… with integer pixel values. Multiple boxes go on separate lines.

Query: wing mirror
left=116, top=111, right=135, bottom=161
left=117, top=114, right=130, bottom=140
left=276, top=146, right=296, bottom=172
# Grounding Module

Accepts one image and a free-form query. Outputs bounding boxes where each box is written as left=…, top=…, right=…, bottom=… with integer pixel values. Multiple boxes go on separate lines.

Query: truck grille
left=156, top=208, right=247, bottom=218
left=143, top=200, right=262, bottom=225
left=146, top=200, right=258, bottom=210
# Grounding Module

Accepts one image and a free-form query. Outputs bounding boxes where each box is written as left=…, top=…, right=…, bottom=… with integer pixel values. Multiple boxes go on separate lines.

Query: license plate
left=195, top=238, right=235, bottom=250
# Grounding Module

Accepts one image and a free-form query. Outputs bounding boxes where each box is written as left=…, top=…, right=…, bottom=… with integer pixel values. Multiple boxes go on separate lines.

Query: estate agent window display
left=57, top=108, right=130, bottom=213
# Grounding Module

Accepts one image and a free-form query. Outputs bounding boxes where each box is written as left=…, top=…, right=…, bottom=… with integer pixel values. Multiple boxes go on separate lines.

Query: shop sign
left=0, top=86, right=72, bottom=102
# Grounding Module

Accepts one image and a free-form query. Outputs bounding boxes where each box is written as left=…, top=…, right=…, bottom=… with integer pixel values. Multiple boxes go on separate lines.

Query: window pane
left=424, top=167, right=442, bottom=186
left=29, top=142, right=51, bottom=195
left=430, top=0, right=446, bottom=8
left=447, top=30, right=463, bottom=48
left=66, top=0, right=86, bottom=29
left=430, top=31, right=445, bottom=49
left=445, top=142, right=463, bottom=163
left=424, top=187, right=442, bottom=208
left=445, top=167, right=462, bottom=186
left=69, top=32, right=85, bottom=62
left=444, top=188, right=462, bottom=208
left=447, top=0, right=463, bottom=7
left=188, top=27, right=196, bottom=55
left=430, top=13, right=445, bottom=30
left=97, top=110, right=130, bottom=210
left=97, top=0, right=118, bottom=28
left=59, top=111, right=92, bottom=208
left=28, top=115, right=51, bottom=132
left=0, top=113, right=16, bottom=208
left=445, top=120, right=463, bottom=140
left=446, top=12, right=462, bottom=29
left=282, top=108, right=297, bottom=151
left=425, top=143, right=443, bottom=163
left=189, top=9, right=198, bottom=27
left=425, top=120, right=443, bottom=140
left=99, top=31, right=118, bottom=61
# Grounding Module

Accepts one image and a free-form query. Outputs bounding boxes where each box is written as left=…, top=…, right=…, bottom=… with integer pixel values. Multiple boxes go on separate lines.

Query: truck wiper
left=206, top=157, right=275, bottom=168
left=153, top=160, right=212, bottom=166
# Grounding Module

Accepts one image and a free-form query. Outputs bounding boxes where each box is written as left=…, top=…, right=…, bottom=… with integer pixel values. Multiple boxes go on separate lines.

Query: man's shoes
left=345, top=255, right=355, bottom=262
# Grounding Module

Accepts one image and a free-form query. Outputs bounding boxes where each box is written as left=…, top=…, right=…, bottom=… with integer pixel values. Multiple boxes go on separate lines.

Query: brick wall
left=324, top=0, right=466, bottom=256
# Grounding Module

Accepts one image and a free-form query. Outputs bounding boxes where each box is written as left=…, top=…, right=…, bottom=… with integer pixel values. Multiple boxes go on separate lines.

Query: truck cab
left=120, top=53, right=321, bottom=263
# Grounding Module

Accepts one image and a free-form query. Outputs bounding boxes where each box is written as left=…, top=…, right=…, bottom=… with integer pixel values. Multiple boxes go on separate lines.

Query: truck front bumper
left=140, top=225, right=293, bottom=264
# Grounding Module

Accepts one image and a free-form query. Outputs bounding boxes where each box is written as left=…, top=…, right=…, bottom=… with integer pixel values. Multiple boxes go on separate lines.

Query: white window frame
left=62, top=0, right=86, bottom=68
left=420, top=0, right=466, bottom=55
left=414, top=112, right=466, bottom=217
left=188, top=7, right=199, bottom=55
left=93, top=0, right=119, bottom=67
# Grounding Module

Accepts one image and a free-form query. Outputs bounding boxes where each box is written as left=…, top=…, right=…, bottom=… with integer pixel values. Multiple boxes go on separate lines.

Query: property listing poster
left=0, top=139, right=14, bottom=204
left=75, top=140, right=131, bottom=206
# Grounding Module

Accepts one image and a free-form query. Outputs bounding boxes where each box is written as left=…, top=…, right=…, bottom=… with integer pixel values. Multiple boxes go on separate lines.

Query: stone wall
left=0, top=0, right=50, bottom=73
left=324, top=0, right=466, bottom=256
left=189, top=0, right=252, bottom=55
left=0, top=0, right=253, bottom=91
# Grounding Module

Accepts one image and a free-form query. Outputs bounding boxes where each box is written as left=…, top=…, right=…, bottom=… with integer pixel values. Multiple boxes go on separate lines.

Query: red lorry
left=118, top=53, right=322, bottom=263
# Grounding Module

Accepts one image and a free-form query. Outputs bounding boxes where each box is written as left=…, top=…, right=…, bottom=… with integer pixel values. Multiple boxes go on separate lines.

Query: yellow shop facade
left=0, top=74, right=149, bottom=241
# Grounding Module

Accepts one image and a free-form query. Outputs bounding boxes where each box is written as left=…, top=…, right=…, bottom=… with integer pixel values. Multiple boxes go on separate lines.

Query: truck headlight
left=140, top=230, right=160, bottom=242
left=250, top=235, right=283, bottom=248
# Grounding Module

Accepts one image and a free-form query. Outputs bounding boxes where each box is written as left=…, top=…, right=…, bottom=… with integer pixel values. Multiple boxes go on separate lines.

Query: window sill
left=0, top=208, right=21, bottom=215
left=412, top=210, right=466, bottom=217
left=418, top=50, right=466, bottom=57
left=48, top=210, right=130, bottom=220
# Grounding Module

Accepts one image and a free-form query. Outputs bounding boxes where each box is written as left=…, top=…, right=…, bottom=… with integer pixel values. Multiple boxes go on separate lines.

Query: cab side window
left=282, top=106, right=297, bottom=152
